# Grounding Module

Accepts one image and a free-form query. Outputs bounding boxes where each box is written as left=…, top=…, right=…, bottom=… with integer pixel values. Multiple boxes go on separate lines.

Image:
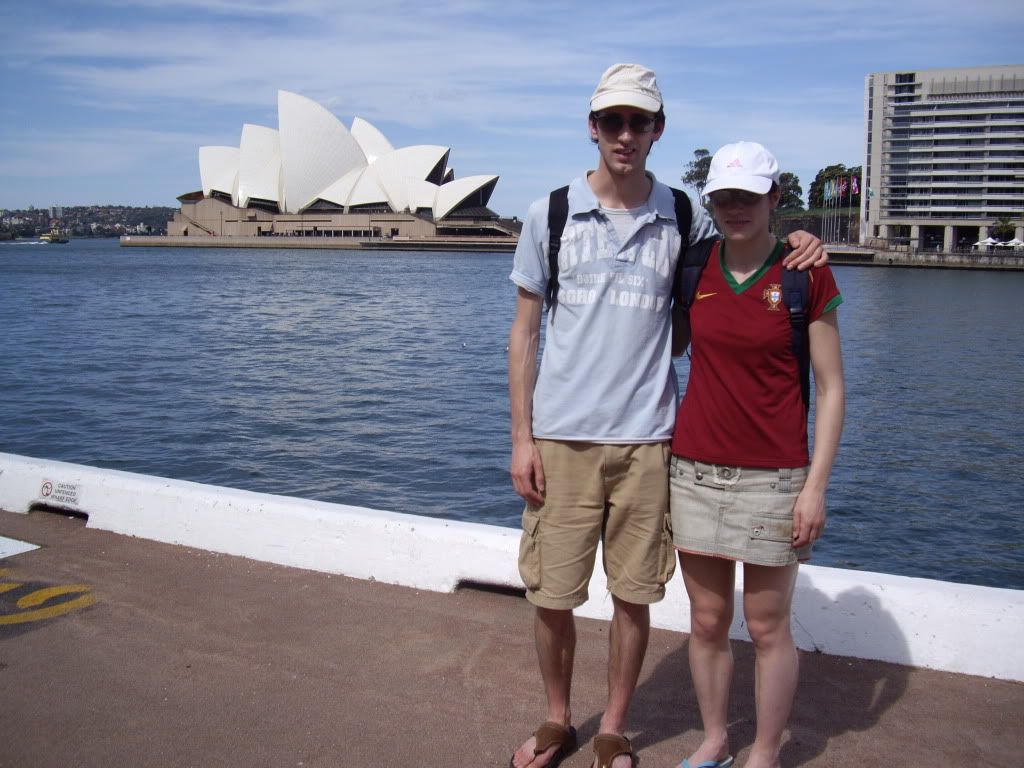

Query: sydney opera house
left=162, top=91, right=519, bottom=249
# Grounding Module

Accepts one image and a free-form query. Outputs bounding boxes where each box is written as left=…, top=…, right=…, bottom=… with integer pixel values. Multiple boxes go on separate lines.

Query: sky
left=1, top=0, right=1020, bottom=218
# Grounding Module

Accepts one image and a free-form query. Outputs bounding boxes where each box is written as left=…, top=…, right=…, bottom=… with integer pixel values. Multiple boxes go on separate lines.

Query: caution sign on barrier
left=40, top=479, right=81, bottom=507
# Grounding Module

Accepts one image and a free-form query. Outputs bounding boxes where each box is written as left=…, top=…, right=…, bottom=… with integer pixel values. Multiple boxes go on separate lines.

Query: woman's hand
left=792, top=486, right=826, bottom=548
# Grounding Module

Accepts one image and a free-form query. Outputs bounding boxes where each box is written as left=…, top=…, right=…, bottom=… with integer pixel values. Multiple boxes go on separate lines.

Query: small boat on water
left=40, top=227, right=70, bottom=244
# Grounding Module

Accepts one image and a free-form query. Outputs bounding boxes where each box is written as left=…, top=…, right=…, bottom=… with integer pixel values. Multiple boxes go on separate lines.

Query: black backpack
left=544, top=184, right=811, bottom=411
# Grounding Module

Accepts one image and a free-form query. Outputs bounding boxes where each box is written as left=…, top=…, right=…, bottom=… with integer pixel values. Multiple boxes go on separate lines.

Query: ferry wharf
left=1, top=450, right=1022, bottom=767
left=1, top=507, right=1021, bottom=767
left=824, top=244, right=1024, bottom=270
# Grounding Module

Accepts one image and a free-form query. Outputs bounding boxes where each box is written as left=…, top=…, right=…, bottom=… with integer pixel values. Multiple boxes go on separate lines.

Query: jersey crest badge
left=763, top=283, right=783, bottom=311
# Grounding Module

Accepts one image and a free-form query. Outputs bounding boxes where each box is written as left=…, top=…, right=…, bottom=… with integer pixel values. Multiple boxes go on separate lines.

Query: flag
left=851, top=175, right=860, bottom=196
left=840, top=178, right=848, bottom=198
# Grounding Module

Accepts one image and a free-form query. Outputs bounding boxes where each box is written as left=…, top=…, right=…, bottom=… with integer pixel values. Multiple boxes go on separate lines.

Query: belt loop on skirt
left=711, top=464, right=740, bottom=486
left=778, top=467, right=792, bottom=493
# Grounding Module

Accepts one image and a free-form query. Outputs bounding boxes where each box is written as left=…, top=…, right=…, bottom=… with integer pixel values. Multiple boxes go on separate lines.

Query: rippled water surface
left=1, top=239, right=1022, bottom=588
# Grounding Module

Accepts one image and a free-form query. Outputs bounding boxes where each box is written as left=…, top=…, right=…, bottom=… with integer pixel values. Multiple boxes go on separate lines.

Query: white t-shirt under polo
left=510, top=173, right=716, bottom=443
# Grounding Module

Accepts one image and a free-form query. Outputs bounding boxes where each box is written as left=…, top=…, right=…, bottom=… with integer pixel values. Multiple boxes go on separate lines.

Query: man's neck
left=587, top=166, right=652, bottom=210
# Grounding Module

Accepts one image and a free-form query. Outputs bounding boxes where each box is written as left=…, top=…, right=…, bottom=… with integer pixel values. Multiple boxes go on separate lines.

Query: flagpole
left=826, top=180, right=832, bottom=244
left=852, top=174, right=861, bottom=245
left=827, top=178, right=834, bottom=244
left=827, top=179, right=832, bottom=244
left=827, top=179, right=835, bottom=244
left=833, top=178, right=839, bottom=244
left=839, top=175, right=847, bottom=243
left=847, top=175, right=854, bottom=244
left=830, top=178, right=837, bottom=244
left=841, top=177, right=847, bottom=243
left=826, top=179, right=831, bottom=244
left=839, top=177, right=844, bottom=242
left=820, top=180, right=826, bottom=243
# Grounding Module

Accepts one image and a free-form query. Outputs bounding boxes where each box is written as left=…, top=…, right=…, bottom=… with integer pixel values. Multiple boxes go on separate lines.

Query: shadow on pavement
left=574, top=581, right=909, bottom=765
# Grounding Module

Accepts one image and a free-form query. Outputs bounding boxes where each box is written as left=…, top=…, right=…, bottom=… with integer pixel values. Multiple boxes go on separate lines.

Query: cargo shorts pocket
left=657, top=509, right=676, bottom=584
left=518, top=510, right=542, bottom=590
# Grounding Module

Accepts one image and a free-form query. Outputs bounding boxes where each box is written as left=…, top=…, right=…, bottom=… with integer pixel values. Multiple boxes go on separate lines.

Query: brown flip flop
left=593, top=733, right=636, bottom=768
left=509, top=721, right=578, bottom=768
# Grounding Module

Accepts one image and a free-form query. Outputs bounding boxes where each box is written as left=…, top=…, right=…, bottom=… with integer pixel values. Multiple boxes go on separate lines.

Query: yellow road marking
left=0, top=583, right=96, bottom=626
left=17, top=584, right=93, bottom=608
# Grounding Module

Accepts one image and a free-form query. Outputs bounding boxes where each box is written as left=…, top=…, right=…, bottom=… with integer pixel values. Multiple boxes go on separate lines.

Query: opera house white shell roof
left=197, top=91, right=498, bottom=219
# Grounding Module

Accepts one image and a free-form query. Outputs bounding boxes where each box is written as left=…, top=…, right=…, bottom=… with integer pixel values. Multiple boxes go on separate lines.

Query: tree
left=681, top=148, right=712, bottom=198
left=991, top=216, right=1018, bottom=240
left=808, top=164, right=862, bottom=210
left=778, top=172, right=804, bottom=211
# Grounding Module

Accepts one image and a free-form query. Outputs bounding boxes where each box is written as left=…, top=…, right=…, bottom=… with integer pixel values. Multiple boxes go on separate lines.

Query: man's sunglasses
left=708, top=189, right=765, bottom=207
left=594, top=112, right=658, bottom=135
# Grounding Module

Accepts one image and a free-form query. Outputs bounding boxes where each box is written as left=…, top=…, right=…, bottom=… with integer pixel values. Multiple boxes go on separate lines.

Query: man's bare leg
left=512, top=607, right=575, bottom=768
left=594, top=596, right=649, bottom=768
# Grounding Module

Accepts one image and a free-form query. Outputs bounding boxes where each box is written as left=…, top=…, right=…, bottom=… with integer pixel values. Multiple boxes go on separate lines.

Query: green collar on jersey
left=719, top=239, right=785, bottom=294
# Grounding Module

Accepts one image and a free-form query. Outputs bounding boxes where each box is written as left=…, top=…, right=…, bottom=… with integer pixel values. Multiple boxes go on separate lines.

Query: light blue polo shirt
left=510, top=173, right=716, bottom=443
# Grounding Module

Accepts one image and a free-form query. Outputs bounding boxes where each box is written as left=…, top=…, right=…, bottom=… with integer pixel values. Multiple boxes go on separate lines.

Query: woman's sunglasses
left=708, top=189, right=765, bottom=207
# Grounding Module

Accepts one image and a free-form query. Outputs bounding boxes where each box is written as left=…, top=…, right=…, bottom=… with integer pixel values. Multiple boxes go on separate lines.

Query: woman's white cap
left=704, top=141, right=781, bottom=195
left=590, top=63, right=663, bottom=113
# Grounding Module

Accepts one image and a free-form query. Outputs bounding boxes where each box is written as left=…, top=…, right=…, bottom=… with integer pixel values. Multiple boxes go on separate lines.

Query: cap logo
left=727, top=158, right=743, bottom=168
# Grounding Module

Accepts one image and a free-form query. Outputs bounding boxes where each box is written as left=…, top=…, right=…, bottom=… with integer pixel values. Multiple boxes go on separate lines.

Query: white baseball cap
left=704, top=141, right=781, bottom=195
left=590, top=63, right=663, bottom=114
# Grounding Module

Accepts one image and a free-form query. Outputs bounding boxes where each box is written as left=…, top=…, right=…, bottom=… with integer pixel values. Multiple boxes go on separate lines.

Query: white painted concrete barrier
left=2, top=452, right=1021, bottom=681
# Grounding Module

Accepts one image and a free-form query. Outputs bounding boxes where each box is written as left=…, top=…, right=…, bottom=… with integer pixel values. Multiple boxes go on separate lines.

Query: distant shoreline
left=117, top=235, right=1024, bottom=269
left=120, top=234, right=518, bottom=253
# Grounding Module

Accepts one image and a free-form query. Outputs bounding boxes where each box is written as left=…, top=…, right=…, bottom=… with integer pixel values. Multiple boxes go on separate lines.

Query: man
left=508, top=64, right=823, bottom=768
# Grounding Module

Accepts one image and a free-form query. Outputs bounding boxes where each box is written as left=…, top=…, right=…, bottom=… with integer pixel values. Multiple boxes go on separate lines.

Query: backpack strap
left=676, top=238, right=719, bottom=310
left=781, top=254, right=812, bottom=413
left=669, top=188, right=696, bottom=303
left=670, top=187, right=693, bottom=253
left=545, top=185, right=570, bottom=309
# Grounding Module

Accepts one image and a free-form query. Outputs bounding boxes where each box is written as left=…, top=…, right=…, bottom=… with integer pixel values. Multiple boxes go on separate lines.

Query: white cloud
left=1, top=0, right=1019, bottom=212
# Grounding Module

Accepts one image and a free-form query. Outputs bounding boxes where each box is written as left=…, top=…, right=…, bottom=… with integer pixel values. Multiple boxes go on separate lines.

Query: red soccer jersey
left=672, top=240, right=842, bottom=468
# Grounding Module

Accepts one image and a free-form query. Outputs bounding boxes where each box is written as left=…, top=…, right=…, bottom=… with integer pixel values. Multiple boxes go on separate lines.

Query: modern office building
left=862, top=65, right=1024, bottom=251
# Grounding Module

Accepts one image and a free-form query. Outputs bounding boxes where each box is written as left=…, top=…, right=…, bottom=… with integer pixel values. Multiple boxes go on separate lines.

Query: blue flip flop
left=681, top=757, right=735, bottom=768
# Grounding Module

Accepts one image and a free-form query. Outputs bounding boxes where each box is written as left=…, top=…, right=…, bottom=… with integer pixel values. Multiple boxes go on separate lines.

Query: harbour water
left=1, top=238, right=1022, bottom=589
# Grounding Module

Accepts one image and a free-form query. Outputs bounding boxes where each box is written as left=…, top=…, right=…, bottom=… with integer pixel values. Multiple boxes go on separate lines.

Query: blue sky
left=1, top=0, right=1019, bottom=217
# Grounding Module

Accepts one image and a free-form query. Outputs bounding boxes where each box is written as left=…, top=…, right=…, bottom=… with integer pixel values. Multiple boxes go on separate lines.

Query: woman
left=671, top=141, right=845, bottom=768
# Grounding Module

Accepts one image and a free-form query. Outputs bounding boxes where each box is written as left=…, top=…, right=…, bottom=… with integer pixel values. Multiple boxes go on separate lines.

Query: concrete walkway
left=1, top=509, right=1021, bottom=767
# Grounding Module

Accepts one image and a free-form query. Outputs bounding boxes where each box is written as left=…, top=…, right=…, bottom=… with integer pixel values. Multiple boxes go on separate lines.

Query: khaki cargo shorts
left=518, top=439, right=676, bottom=610
left=669, top=457, right=811, bottom=566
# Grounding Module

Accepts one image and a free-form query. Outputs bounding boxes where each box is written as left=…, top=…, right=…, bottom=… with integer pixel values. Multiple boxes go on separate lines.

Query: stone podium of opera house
left=161, top=91, right=520, bottom=250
